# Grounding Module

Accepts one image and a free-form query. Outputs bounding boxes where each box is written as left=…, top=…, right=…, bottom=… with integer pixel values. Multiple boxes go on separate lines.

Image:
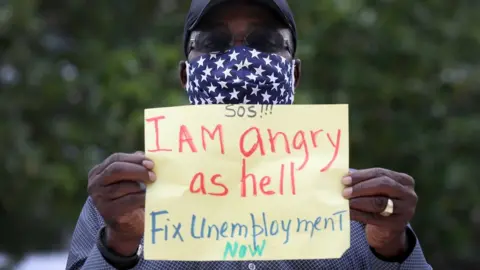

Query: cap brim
left=188, top=0, right=290, bottom=31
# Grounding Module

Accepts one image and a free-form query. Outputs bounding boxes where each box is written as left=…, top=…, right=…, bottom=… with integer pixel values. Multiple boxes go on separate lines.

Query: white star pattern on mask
left=186, top=46, right=295, bottom=105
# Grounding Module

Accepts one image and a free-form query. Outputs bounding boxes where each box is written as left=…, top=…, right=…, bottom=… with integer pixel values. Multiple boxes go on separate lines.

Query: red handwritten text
left=201, top=124, right=225, bottom=154
left=320, top=129, right=341, bottom=172
left=146, top=116, right=172, bottom=152
left=179, top=125, right=197, bottom=152
left=146, top=115, right=343, bottom=198
left=146, top=115, right=225, bottom=154
left=189, top=172, right=229, bottom=196
left=239, top=127, right=342, bottom=172
left=240, top=158, right=296, bottom=197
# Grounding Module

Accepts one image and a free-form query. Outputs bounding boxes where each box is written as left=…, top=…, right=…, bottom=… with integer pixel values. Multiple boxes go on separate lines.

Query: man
left=67, top=0, right=432, bottom=269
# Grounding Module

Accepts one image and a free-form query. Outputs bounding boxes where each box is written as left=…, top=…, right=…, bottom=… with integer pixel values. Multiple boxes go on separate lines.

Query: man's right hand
left=87, top=152, right=156, bottom=256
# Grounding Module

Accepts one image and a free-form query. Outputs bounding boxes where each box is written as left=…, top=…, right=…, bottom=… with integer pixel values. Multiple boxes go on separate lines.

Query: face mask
left=185, top=46, right=295, bottom=105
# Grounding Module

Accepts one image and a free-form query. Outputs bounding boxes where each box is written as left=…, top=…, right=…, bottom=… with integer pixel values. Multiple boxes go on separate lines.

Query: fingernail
left=143, top=160, right=154, bottom=169
left=342, top=187, right=352, bottom=198
left=148, top=171, right=156, bottom=182
left=342, top=176, right=352, bottom=185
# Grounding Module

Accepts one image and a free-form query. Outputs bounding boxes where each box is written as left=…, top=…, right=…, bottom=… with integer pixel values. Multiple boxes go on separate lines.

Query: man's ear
left=179, top=60, right=187, bottom=88
left=294, top=59, right=301, bottom=88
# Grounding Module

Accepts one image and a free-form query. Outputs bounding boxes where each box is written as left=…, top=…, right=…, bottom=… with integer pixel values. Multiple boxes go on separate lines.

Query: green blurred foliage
left=0, top=0, right=479, bottom=268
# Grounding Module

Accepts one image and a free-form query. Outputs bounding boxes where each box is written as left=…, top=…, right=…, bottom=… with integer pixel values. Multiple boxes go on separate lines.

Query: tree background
left=0, top=0, right=479, bottom=269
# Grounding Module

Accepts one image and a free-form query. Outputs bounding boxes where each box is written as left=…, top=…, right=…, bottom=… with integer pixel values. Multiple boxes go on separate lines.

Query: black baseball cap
left=183, top=0, right=297, bottom=57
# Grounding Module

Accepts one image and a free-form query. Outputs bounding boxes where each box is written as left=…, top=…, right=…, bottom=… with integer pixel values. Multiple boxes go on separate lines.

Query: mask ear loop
left=185, top=61, right=190, bottom=92
left=290, top=60, right=296, bottom=104
left=185, top=61, right=195, bottom=104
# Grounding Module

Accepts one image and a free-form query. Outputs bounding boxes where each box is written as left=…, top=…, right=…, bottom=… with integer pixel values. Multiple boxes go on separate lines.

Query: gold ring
left=380, top=198, right=394, bottom=217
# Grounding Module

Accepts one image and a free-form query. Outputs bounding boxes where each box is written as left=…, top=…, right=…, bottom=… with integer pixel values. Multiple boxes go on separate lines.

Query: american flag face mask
left=185, top=46, right=295, bottom=105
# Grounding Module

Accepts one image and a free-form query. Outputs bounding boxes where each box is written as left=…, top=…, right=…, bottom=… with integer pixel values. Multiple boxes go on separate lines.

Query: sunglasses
left=188, top=26, right=292, bottom=55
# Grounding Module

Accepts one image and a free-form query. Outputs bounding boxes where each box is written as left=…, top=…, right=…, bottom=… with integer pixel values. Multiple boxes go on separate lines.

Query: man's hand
left=342, top=168, right=417, bottom=258
left=88, top=152, right=156, bottom=256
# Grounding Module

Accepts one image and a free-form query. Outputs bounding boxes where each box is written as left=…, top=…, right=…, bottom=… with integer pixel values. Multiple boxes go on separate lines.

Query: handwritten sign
left=144, top=104, right=350, bottom=261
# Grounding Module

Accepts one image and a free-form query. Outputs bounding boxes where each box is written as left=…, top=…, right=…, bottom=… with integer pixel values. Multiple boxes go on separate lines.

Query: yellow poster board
left=144, top=104, right=350, bottom=261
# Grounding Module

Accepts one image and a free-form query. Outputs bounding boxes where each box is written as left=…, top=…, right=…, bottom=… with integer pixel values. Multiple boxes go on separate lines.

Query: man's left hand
left=342, top=168, right=418, bottom=258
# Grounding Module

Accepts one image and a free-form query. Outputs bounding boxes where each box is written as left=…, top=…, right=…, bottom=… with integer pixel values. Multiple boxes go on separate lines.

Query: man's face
left=179, top=0, right=301, bottom=89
